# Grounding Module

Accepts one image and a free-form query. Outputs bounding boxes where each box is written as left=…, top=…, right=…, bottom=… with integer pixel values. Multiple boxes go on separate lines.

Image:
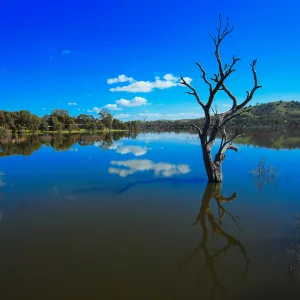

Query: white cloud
left=108, top=159, right=191, bottom=177
left=116, top=146, right=148, bottom=156
left=116, top=96, right=148, bottom=107
left=103, top=104, right=123, bottom=111
left=163, top=73, right=177, bottom=81
left=136, top=111, right=203, bottom=120
left=42, top=108, right=46, bottom=110
left=68, top=102, right=77, bottom=106
left=92, top=107, right=101, bottom=113
left=87, top=110, right=93, bottom=113
left=179, top=77, right=193, bottom=86
left=107, top=74, right=134, bottom=84
left=110, top=81, right=153, bottom=92
left=115, top=114, right=130, bottom=118
left=109, top=74, right=192, bottom=93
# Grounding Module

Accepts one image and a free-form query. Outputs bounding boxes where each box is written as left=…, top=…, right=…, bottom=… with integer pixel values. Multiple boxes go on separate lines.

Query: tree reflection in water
left=181, top=183, right=250, bottom=299
left=0, top=132, right=131, bottom=157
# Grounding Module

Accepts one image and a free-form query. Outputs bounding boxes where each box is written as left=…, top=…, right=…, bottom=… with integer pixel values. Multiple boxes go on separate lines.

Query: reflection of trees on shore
left=235, top=130, right=300, bottom=149
left=0, top=135, right=43, bottom=157
left=181, top=183, right=250, bottom=299
left=47, top=134, right=81, bottom=151
left=0, top=132, right=131, bottom=157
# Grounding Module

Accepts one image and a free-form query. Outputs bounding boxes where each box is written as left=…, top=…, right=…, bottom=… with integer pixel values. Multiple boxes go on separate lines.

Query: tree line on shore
left=0, top=108, right=139, bottom=136
left=1, top=100, right=300, bottom=138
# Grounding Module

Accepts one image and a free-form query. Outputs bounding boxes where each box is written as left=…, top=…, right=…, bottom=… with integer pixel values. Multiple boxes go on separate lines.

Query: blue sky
left=1, top=0, right=300, bottom=121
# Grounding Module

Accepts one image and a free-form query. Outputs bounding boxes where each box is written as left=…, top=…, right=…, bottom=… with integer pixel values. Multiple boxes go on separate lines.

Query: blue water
left=0, top=131, right=300, bottom=299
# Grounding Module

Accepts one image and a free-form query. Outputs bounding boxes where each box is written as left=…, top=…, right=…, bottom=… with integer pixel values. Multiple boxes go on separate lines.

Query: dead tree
left=180, top=15, right=262, bottom=182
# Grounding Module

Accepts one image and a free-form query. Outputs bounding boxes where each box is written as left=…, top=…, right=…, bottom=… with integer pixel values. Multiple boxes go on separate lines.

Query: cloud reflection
left=0, top=172, right=5, bottom=188
left=116, top=145, right=149, bottom=156
left=95, top=141, right=150, bottom=157
left=136, top=132, right=199, bottom=144
left=108, top=159, right=190, bottom=177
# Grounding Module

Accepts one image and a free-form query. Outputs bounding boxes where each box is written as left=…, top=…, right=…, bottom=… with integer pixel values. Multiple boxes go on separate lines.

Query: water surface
left=0, top=130, right=300, bottom=299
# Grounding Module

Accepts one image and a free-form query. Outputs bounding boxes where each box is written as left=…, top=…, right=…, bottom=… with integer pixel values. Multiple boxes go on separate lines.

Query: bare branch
left=221, top=83, right=237, bottom=109
left=195, top=62, right=212, bottom=92
left=209, top=14, right=235, bottom=80
left=236, top=59, right=262, bottom=110
left=209, top=33, right=217, bottom=46
left=206, top=55, right=240, bottom=111
left=180, top=76, right=206, bottom=110
left=192, top=124, right=203, bottom=137
left=223, top=124, right=245, bottom=146
left=222, top=108, right=252, bottom=126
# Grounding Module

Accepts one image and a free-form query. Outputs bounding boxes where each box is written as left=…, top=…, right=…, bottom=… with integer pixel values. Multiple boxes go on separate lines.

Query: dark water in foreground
left=0, top=130, right=300, bottom=299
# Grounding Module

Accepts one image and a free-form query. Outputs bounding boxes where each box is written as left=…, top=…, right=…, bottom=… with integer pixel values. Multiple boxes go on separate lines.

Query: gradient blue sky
left=1, top=0, right=300, bottom=120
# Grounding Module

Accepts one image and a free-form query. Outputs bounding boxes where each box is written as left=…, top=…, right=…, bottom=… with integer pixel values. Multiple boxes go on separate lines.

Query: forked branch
left=180, top=76, right=205, bottom=110
left=236, top=59, right=262, bottom=110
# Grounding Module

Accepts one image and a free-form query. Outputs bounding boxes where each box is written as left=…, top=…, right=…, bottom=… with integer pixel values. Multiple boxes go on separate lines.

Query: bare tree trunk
left=201, top=140, right=223, bottom=182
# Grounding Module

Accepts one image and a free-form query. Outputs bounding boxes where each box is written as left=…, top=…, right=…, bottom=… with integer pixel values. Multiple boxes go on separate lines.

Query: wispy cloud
left=108, top=73, right=192, bottom=93
left=91, top=107, right=101, bottom=113
left=68, top=102, right=77, bottom=106
left=103, top=104, right=123, bottom=111
left=115, top=113, right=130, bottom=118
left=137, top=111, right=203, bottom=120
left=107, top=74, right=134, bottom=84
left=42, top=108, right=47, bottom=110
left=61, top=49, right=81, bottom=56
left=136, top=132, right=199, bottom=144
left=61, top=50, right=72, bottom=55
left=0, top=172, right=5, bottom=188
left=138, top=113, right=162, bottom=118
left=108, top=159, right=190, bottom=177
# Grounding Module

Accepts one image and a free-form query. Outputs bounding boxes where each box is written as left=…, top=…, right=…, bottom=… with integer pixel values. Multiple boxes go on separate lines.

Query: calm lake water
left=1, top=130, right=300, bottom=300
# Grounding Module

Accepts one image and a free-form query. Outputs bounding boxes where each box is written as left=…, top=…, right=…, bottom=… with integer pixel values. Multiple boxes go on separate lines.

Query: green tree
left=65, top=117, right=77, bottom=133
left=0, top=111, right=6, bottom=127
left=29, top=115, right=41, bottom=133
left=50, top=116, right=61, bottom=131
left=40, top=117, right=49, bottom=132
left=98, top=109, right=113, bottom=130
